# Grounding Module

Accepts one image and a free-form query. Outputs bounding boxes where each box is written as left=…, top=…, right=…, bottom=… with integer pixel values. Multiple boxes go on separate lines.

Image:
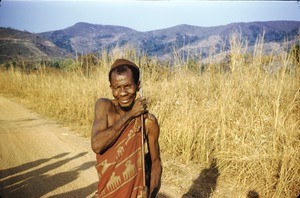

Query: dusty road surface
left=0, top=96, right=99, bottom=198
left=0, top=96, right=176, bottom=198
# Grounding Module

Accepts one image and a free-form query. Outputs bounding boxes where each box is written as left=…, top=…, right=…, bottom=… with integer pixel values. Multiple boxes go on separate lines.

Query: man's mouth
left=119, top=98, right=134, bottom=111
left=120, top=99, right=129, bottom=104
left=119, top=98, right=132, bottom=106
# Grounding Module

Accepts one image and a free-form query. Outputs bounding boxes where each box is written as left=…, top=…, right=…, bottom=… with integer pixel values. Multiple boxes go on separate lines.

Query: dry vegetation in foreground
left=0, top=35, right=299, bottom=197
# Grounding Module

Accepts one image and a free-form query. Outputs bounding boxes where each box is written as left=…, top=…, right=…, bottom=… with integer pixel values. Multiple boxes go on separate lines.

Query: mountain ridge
left=1, top=20, right=299, bottom=63
left=39, top=20, right=300, bottom=58
left=0, top=27, right=69, bottom=63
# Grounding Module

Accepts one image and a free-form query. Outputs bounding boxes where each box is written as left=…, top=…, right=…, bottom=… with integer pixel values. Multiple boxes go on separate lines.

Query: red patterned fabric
left=95, top=118, right=145, bottom=198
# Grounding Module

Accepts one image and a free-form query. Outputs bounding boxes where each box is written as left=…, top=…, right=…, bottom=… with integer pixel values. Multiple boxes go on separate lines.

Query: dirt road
left=0, top=96, right=99, bottom=197
left=0, top=96, right=178, bottom=198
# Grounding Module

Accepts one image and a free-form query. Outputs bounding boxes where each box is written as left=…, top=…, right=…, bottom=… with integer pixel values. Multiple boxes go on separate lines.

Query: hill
left=0, top=27, right=69, bottom=63
left=39, top=21, right=300, bottom=59
left=1, top=21, right=299, bottom=63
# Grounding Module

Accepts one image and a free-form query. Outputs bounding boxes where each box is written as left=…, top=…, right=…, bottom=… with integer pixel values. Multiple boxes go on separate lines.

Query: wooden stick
left=139, top=57, right=146, bottom=194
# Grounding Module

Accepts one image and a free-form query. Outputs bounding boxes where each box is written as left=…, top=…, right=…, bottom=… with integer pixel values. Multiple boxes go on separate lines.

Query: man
left=91, top=59, right=162, bottom=198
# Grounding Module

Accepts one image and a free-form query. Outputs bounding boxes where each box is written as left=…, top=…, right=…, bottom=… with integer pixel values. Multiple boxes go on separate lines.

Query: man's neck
left=114, top=101, right=133, bottom=116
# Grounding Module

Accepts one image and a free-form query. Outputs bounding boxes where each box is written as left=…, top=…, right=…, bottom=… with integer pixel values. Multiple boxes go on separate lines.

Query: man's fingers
left=137, top=92, right=142, bottom=98
left=137, top=97, right=147, bottom=105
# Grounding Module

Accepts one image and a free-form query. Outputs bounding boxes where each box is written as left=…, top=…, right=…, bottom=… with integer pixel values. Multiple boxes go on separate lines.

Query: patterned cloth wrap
left=95, top=118, right=147, bottom=198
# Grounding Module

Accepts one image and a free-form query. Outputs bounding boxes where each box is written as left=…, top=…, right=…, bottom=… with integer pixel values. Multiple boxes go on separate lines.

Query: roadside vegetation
left=0, top=34, right=299, bottom=197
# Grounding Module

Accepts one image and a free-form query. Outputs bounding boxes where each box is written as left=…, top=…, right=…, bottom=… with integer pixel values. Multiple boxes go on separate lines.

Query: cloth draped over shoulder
left=95, top=118, right=145, bottom=198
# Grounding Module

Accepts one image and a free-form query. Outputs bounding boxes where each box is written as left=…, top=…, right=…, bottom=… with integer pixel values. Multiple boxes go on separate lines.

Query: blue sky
left=0, top=0, right=299, bottom=33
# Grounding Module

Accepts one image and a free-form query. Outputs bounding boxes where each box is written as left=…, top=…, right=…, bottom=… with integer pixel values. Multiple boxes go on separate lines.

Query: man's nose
left=119, top=87, right=127, bottom=96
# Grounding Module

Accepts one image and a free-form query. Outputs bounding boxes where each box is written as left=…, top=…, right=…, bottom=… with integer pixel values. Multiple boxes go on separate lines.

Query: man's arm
left=91, top=98, right=147, bottom=154
left=146, top=114, right=162, bottom=198
left=91, top=98, right=131, bottom=154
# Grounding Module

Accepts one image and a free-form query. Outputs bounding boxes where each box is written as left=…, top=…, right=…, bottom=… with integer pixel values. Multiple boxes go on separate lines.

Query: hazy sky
left=0, top=0, right=299, bottom=33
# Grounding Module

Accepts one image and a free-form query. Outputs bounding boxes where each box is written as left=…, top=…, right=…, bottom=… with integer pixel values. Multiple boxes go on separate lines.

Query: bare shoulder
left=95, top=98, right=113, bottom=109
left=96, top=98, right=112, bottom=104
left=94, top=98, right=114, bottom=119
left=145, top=113, right=159, bottom=137
left=146, top=113, right=158, bottom=124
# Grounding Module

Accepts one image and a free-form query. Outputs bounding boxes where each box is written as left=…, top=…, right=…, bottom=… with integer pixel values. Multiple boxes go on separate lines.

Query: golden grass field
left=0, top=36, right=299, bottom=197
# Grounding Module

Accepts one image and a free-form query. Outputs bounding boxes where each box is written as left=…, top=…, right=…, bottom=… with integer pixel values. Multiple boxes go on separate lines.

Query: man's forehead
left=111, top=69, right=134, bottom=81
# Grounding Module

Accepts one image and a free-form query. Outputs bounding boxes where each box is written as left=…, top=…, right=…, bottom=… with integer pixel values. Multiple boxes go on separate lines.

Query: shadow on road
left=157, top=192, right=173, bottom=198
left=0, top=152, right=97, bottom=198
left=0, top=152, right=69, bottom=178
left=182, top=159, right=219, bottom=198
left=48, top=181, right=98, bottom=198
left=247, top=190, right=260, bottom=198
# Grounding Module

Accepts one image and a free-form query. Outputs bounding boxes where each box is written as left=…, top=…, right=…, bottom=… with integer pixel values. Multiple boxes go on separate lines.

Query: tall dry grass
left=0, top=35, right=299, bottom=197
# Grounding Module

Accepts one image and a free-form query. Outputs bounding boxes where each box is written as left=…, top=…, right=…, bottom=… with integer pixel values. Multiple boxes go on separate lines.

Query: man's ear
left=136, top=81, right=141, bottom=92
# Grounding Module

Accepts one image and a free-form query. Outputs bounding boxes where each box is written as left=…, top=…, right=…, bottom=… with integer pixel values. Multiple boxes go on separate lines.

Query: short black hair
left=109, top=64, right=140, bottom=84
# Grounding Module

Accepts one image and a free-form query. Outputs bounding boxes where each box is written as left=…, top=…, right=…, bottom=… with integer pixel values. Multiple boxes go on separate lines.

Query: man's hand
left=129, top=97, right=148, bottom=118
left=148, top=160, right=162, bottom=198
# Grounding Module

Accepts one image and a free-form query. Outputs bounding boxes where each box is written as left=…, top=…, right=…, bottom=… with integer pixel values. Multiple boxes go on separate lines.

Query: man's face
left=110, top=69, right=139, bottom=110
